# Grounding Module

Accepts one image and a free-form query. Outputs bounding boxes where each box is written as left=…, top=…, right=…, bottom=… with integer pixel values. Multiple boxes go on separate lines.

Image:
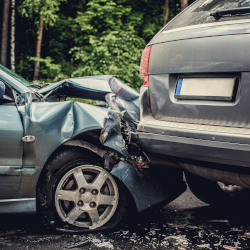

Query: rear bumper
left=137, top=86, right=250, bottom=168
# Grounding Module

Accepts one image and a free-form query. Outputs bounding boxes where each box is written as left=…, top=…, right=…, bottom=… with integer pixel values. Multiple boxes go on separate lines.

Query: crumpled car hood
left=18, top=75, right=140, bottom=168
left=36, top=75, right=140, bottom=124
left=38, top=75, right=113, bottom=101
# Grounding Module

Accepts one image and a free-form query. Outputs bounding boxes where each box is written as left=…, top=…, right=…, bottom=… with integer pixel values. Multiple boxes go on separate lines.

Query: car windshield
left=0, top=64, right=32, bottom=87
left=164, top=0, right=250, bottom=32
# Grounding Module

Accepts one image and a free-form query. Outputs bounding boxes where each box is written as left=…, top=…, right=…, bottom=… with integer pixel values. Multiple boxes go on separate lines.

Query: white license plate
left=175, top=78, right=235, bottom=101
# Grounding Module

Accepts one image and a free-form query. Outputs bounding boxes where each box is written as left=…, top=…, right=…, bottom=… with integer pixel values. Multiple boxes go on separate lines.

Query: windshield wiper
left=35, top=92, right=44, bottom=101
left=210, top=7, right=250, bottom=19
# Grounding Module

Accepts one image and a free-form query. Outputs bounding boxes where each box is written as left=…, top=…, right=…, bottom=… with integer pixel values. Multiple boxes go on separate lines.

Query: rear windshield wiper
left=210, top=7, right=250, bottom=19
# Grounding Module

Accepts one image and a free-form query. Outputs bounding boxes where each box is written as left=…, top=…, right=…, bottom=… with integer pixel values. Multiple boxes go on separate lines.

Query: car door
left=0, top=80, right=23, bottom=198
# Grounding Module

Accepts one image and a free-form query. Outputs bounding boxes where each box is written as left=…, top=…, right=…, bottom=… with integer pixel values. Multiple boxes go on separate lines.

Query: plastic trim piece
left=0, top=166, right=38, bottom=176
left=0, top=198, right=36, bottom=213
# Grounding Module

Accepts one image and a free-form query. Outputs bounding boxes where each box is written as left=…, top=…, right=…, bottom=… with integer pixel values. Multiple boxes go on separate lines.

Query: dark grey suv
left=136, top=0, right=250, bottom=205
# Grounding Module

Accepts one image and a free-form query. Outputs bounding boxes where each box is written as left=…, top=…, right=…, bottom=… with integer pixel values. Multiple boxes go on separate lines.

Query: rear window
left=164, top=0, right=250, bottom=32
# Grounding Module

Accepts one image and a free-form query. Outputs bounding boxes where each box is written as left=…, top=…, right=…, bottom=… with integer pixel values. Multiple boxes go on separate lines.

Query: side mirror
left=0, top=81, right=5, bottom=100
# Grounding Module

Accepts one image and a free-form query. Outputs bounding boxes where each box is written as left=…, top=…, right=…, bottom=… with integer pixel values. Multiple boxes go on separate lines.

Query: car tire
left=37, top=146, right=130, bottom=233
left=185, top=171, right=249, bottom=206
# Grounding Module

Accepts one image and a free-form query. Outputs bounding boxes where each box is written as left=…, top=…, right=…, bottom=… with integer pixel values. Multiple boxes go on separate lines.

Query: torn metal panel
left=18, top=93, right=114, bottom=167
left=36, top=75, right=140, bottom=125
left=106, top=77, right=140, bottom=125
left=111, top=161, right=187, bottom=212
left=109, top=77, right=139, bottom=101
left=38, top=75, right=114, bottom=101
left=100, top=110, right=129, bottom=157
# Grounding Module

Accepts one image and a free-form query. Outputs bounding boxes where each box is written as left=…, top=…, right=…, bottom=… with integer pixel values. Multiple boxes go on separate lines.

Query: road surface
left=0, top=188, right=250, bottom=250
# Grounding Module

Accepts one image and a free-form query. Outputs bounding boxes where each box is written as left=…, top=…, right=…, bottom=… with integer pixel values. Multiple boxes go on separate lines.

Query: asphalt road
left=1, top=188, right=250, bottom=250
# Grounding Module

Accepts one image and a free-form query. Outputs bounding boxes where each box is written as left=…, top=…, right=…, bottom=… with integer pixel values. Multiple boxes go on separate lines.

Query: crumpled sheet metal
left=17, top=75, right=139, bottom=174
left=18, top=92, right=125, bottom=168
left=100, top=110, right=128, bottom=157
left=37, top=75, right=140, bottom=125
left=107, top=77, right=140, bottom=124
left=38, top=75, right=114, bottom=101
left=111, top=161, right=186, bottom=212
left=16, top=76, right=142, bottom=206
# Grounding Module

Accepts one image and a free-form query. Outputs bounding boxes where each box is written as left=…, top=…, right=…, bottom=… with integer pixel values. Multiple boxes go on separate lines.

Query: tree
left=1, top=0, right=10, bottom=66
left=69, top=0, right=146, bottom=89
left=19, top=0, right=66, bottom=80
left=181, top=0, right=188, bottom=11
left=14, top=0, right=192, bottom=86
left=10, top=0, right=15, bottom=72
left=163, top=0, right=169, bottom=26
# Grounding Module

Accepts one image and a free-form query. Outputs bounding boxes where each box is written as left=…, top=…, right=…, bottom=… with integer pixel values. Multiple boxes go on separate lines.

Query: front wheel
left=37, top=147, right=129, bottom=233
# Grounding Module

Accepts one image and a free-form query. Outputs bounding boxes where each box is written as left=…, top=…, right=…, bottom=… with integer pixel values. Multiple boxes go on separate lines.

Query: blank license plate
left=175, top=78, right=235, bottom=101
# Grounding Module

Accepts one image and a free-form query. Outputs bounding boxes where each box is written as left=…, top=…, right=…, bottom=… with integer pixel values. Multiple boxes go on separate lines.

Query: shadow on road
left=0, top=191, right=250, bottom=249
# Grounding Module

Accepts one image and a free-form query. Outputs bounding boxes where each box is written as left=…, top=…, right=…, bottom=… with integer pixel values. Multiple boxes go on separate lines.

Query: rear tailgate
left=148, top=31, right=250, bottom=128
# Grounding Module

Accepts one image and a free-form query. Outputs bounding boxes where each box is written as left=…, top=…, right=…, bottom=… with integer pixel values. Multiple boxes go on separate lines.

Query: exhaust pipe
left=181, top=163, right=250, bottom=189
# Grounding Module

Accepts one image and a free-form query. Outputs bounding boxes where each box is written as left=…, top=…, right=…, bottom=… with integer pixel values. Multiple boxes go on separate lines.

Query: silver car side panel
left=0, top=198, right=36, bottom=213
left=0, top=106, right=23, bottom=198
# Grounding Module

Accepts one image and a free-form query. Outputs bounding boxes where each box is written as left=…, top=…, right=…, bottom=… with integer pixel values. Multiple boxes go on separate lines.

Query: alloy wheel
left=55, top=165, right=119, bottom=229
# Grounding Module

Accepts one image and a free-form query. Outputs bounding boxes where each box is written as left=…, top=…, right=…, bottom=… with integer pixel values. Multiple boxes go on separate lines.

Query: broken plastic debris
left=93, top=241, right=114, bottom=249
left=64, top=240, right=90, bottom=249
left=197, top=244, right=210, bottom=248
left=207, top=220, right=229, bottom=223
left=223, top=246, right=237, bottom=250
left=178, top=247, right=186, bottom=250
left=239, top=233, right=250, bottom=238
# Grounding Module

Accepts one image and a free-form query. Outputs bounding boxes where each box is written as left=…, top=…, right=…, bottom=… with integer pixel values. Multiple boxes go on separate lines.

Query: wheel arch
left=37, top=129, right=107, bottom=187
left=35, top=129, right=137, bottom=212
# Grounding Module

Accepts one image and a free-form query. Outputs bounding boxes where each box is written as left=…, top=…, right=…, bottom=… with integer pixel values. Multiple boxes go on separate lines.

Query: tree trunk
left=33, top=14, right=44, bottom=81
left=10, top=0, right=15, bottom=72
left=181, top=0, right=189, bottom=11
left=163, top=0, right=169, bottom=26
left=1, top=0, right=10, bottom=67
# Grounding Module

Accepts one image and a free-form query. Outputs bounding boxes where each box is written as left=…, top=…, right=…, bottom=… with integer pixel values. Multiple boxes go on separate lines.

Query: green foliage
left=13, top=0, right=193, bottom=89
left=67, top=97, right=98, bottom=105
left=69, top=0, right=150, bottom=89
left=70, top=30, right=145, bottom=88
left=28, top=56, right=68, bottom=82
left=19, top=0, right=66, bottom=27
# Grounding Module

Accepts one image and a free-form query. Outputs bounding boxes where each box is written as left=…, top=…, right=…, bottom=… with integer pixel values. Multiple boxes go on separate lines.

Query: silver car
left=137, top=0, right=250, bottom=206
left=0, top=64, right=186, bottom=232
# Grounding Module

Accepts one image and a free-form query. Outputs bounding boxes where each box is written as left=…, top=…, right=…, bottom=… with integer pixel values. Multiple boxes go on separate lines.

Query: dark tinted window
left=164, top=0, right=250, bottom=32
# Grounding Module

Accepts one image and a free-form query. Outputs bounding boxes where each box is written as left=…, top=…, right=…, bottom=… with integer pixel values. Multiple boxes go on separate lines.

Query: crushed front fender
left=111, top=161, right=186, bottom=212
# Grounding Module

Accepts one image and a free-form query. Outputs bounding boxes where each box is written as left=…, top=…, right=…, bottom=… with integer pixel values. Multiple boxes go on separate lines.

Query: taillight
left=140, top=46, right=152, bottom=86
